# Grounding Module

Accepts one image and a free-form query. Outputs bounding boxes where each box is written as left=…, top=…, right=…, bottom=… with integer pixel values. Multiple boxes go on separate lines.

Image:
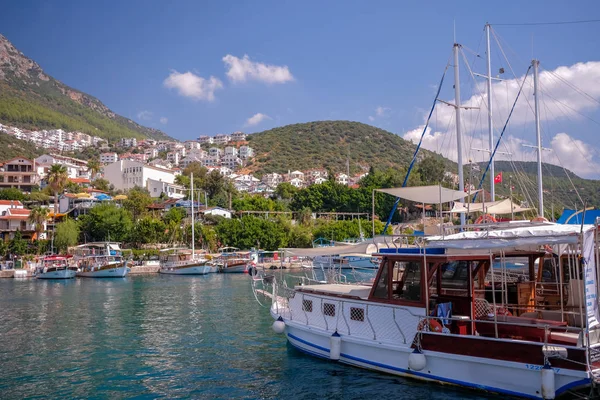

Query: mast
left=532, top=59, right=544, bottom=218
left=454, top=43, right=466, bottom=226
left=191, top=172, right=195, bottom=257
left=486, top=23, right=495, bottom=202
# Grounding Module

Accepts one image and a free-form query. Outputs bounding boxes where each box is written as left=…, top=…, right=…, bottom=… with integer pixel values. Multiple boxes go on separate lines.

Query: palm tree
left=47, top=164, right=69, bottom=216
left=28, top=206, right=49, bottom=241
left=87, top=159, right=101, bottom=180
left=47, top=164, right=68, bottom=252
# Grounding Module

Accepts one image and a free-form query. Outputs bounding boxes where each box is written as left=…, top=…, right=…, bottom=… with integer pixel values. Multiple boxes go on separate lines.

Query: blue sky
left=2, top=1, right=600, bottom=177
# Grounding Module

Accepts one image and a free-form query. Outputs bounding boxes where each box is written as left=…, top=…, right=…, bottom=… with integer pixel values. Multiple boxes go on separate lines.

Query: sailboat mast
left=454, top=43, right=466, bottom=226
left=191, top=172, right=195, bottom=257
left=486, top=23, right=495, bottom=202
left=532, top=59, right=544, bottom=218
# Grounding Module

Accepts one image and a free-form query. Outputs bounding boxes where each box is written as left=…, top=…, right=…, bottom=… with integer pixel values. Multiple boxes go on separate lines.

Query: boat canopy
left=447, top=198, right=532, bottom=214
left=282, top=241, right=381, bottom=257
left=557, top=208, right=600, bottom=225
left=376, top=185, right=480, bottom=204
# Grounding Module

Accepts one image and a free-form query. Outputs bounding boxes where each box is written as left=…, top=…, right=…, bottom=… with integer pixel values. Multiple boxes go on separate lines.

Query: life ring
left=417, top=318, right=443, bottom=333
left=532, top=216, right=548, bottom=223
left=474, top=214, right=497, bottom=225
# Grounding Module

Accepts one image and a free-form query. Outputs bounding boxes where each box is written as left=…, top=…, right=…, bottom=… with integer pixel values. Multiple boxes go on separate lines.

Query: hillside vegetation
left=246, top=120, right=450, bottom=175
left=0, top=34, right=171, bottom=142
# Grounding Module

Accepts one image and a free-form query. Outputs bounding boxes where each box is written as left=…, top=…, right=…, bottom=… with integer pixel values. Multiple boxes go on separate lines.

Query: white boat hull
left=77, top=265, right=129, bottom=278
left=159, top=265, right=212, bottom=275
left=37, top=269, right=76, bottom=279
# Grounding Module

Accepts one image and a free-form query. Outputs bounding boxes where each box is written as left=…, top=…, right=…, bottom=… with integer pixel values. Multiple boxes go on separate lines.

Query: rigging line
left=474, top=65, right=531, bottom=202
left=492, top=19, right=600, bottom=26
left=383, top=64, right=449, bottom=232
left=542, top=66, right=600, bottom=107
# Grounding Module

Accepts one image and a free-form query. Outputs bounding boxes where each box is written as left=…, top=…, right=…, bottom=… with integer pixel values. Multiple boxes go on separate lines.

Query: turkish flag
left=494, top=172, right=503, bottom=184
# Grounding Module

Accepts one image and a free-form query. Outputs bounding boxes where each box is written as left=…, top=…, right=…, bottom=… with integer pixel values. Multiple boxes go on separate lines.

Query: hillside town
left=0, top=123, right=371, bottom=199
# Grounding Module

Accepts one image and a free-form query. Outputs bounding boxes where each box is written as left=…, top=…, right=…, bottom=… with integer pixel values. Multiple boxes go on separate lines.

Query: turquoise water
left=0, top=275, right=488, bottom=399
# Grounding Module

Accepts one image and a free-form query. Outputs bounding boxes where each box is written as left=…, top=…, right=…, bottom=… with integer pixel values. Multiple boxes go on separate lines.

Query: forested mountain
left=246, top=120, right=450, bottom=175
left=0, top=34, right=171, bottom=142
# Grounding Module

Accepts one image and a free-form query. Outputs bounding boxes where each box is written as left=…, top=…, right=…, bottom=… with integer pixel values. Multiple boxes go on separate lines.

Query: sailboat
left=262, top=26, right=600, bottom=399
left=159, top=172, right=211, bottom=275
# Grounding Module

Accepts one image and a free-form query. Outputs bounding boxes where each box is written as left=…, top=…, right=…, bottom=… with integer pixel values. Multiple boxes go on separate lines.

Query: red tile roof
left=0, top=200, right=23, bottom=206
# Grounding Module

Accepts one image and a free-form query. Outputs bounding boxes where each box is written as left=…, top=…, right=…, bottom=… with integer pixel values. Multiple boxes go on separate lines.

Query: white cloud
left=402, top=61, right=600, bottom=179
left=159, top=117, right=168, bottom=124
left=223, top=54, right=294, bottom=84
left=163, top=70, right=223, bottom=101
left=245, top=113, right=271, bottom=127
left=137, top=110, right=153, bottom=120
left=376, top=106, right=390, bottom=117
left=368, top=116, right=375, bottom=122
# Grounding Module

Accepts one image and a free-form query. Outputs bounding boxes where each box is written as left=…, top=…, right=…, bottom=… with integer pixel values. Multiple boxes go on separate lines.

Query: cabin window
left=372, top=260, right=390, bottom=299
left=392, top=261, right=422, bottom=302
left=323, top=303, right=335, bottom=317
left=302, top=299, right=313, bottom=312
left=350, top=307, right=364, bottom=321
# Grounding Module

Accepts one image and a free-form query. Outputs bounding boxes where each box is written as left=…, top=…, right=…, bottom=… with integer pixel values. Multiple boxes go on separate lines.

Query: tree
left=417, top=156, right=448, bottom=186
left=87, top=159, right=101, bottom=179
left=0, top=188, right=25, bottom=201
left=92, top=178, right=111, bottom=193
left=47, top=164, right=68, bottom=217
left=162, top=207, right=186, bottom=226
left=129, top=216, right=166, bottom=246
left=79, top=203, right=132, bottom=242
left=28, top=206, right=48, bottom=240
left=122, top=187, right=153, bottom=220
left=54, top=218, right=79, bottom=253
left=9, top=230, right=27, bottom=256
left=274, top=182, right=298, bottom=200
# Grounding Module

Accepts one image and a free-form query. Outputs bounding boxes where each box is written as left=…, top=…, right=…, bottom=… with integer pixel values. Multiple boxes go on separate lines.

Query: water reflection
left=1, top=274, right=485, bottom=399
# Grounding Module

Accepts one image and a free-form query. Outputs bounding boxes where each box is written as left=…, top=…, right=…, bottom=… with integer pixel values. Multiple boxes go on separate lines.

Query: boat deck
left=295, top=284, right=371, bottom=299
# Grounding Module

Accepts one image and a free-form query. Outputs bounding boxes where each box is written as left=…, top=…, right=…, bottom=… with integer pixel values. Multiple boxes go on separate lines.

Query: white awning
left=282, top=241, right=382, bottom=257
left=376, top=185, right=479, bottom=204
left=448, top=198, right=533, bottom=214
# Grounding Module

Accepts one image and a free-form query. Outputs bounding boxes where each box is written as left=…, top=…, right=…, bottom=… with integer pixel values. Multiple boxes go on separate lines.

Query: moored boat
left=74, top=242, right=130, bottom=278
left=267, top=222, right=600, bottom=399
left=158, top=248, right=212, bottom=275
left=36, top=255, right=77, bottom=279
left=214, top=247, right=253, bottom=273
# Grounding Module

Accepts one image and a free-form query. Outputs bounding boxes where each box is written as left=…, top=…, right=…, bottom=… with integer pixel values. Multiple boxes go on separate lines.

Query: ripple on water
left=0, top=275, right=488, bottom=400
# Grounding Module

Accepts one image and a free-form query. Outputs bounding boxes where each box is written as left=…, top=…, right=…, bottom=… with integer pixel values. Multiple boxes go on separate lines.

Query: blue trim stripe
left=286, top=333, right=591, bottom=399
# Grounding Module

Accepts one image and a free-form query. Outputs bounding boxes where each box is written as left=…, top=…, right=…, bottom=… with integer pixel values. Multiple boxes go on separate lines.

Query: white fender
left=541, top=364, right=555, bottom=399
left=272, top=316, right=285, bottom=334
left=408, top=349, right=427, bottom=371
left=329, top=331, right=341, bottom=360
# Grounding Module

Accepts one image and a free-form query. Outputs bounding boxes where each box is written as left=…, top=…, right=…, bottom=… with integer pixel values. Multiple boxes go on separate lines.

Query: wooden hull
left=37, top=268, right=76, bottom=279
left=77, top=265, right=129, bottom=278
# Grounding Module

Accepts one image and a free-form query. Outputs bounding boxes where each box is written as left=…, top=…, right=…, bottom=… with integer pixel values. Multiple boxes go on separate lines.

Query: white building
left=203, top=207, right=232, bottom=219
left=221, top=154, right=242, bottom=169
left=166, top=151, right=180, bottom=166
left=103, top=160, right=176, bottom=192
left=146, top=178, right=186, bottom=199
left=184, top=141, right=201, bottom=151
left=262, top=173, right=283, bottom=187
left=208, top=147, right=222, bottom=157
left=198, top=135, right=214, bottom=145
left=224, top=146, right=238, bottom=156
left=336, top=173, right=350, bottom=185
left=231, top=131, right=247, bottom=142
left=214, top=134, right=231, bottom=144
left=144, top=148, right=159, bottom=159
left=201, top=156, right=220, bottom=168
left=239, top=145, right=254, bottom=159
left=119, top=138, right=138, bottom=147
left=100, top=152, right=118, bottom=164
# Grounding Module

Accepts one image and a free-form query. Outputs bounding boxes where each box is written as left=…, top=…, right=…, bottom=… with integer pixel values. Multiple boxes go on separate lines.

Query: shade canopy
left=114, top=194, right=128, bottom=200
left=448, top=198, right=533, bottom=214
left=376, top=185, right=478, bottom=204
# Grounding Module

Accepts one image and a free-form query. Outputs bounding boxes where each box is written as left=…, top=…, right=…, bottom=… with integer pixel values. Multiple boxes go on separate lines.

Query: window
left=350, top=307, right=364, bottom=321
left=302, top=299, right=313, bottom=312
left=392, top=261, right=422, bottom=302
left=323, top=303, right=335, bottom=317
left=372, top=260, right=389, bottom=299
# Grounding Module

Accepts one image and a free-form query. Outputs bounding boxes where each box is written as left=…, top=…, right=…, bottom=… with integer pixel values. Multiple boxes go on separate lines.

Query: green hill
left=246, top=120, right=449, bottom=175
left=0, top=34, right=171, bottom=142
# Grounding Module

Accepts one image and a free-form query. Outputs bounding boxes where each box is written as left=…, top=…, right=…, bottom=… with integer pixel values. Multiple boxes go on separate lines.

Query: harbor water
left=0, top=274, right=487, bottom=399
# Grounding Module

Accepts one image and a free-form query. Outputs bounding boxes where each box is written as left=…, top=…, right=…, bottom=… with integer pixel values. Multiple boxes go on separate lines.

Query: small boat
left=36, top=255, right=77, bottom=279
left=313, top=254, right=380, bottom=269
left=214, top=247, right=253, bottom=273
left=74, top=242, right=130, bottom=278
left=158, top=248, right=212, bottom=275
